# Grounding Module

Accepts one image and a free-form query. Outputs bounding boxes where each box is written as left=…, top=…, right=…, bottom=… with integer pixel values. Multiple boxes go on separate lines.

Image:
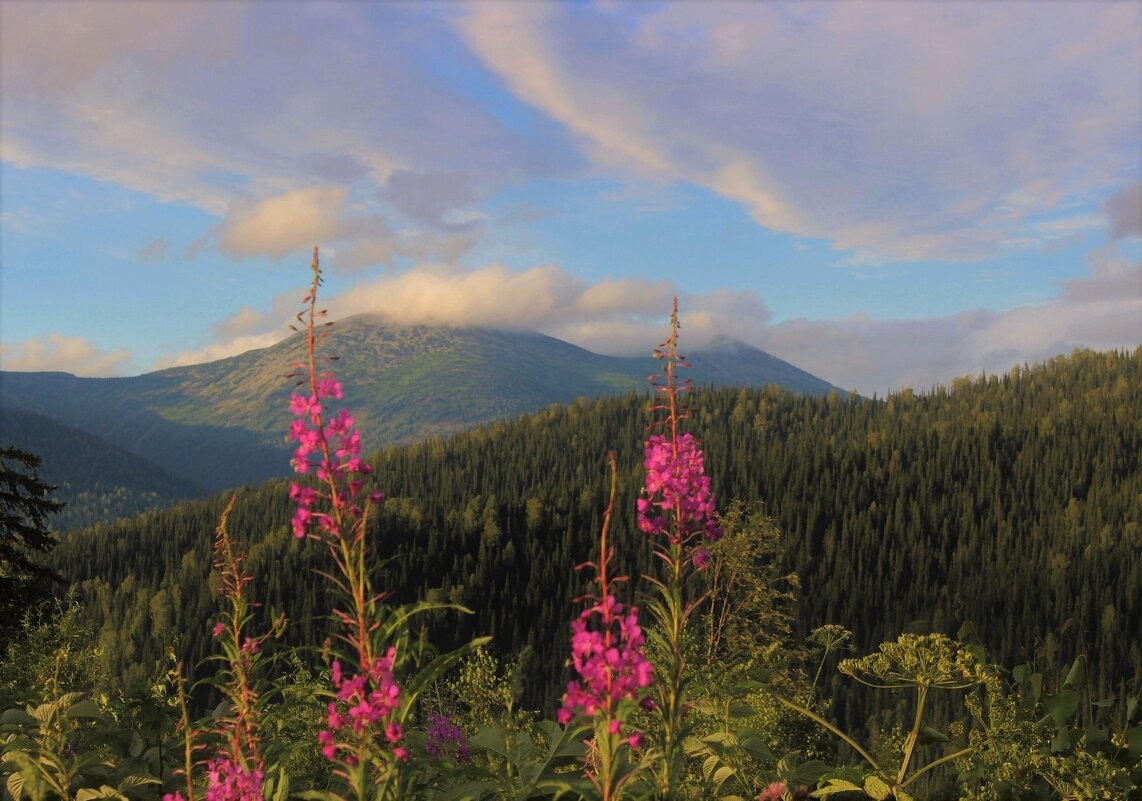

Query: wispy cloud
left=459, top=2, right=1141, bottom=265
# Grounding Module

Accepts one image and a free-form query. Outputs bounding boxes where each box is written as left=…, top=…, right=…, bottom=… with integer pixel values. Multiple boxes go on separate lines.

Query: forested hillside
left=49, top=348, right=1141, bottom=730
left=0, top=408, right=203, bottom=532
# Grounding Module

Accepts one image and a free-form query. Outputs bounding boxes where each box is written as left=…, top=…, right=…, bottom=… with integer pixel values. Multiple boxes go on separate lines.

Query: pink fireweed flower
left=203, top=756, right=263, bottom=801
left=320, top=647, right=405, bottom=760
left=289, top=392, right=321, bottom=420
left=637, top=432, right=723, bottom=542
left=758, top=782, right=788, bottom=801
left=317, top=378, right=343, bottom=400
left=559, top=596, right=653, bottom=726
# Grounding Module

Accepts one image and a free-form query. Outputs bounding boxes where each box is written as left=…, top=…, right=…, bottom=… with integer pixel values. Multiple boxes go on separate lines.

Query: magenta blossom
left=559, top=594, right=654, bottom=734
left=203, top=757, right=263, bottom=801
left=319, top=648, right=405, bottom=762
left=637, top=432, right=723, bottom=543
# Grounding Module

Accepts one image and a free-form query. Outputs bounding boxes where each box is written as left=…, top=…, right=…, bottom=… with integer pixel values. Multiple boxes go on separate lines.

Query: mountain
left=0, top=316, right=839, bottom=492
left=0, top=407, right=204, bottom=532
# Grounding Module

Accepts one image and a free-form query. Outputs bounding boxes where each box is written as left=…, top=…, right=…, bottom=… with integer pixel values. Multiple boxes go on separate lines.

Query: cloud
left=0, top=334, right=134, bottom=376
left=213, top=306, right=270, bottom=341
left=381, top=169, right=481, bottom=229
left=760, top=252, right=1141, bottom=394
left=154, top=331, right=287, bottom=371
left=315, top=262, right=769, bottom=356
left=1104, top=183, right=1142, bottom=239
left=120, top=241, right=1137, bottom=397
left=459, top=2, right=1142, bottom=264
left=217, top=187, right=348, bottom=260
left=1, top=3, right=576, bottom=219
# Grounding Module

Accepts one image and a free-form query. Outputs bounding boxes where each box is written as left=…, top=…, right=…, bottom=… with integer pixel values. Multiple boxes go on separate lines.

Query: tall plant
left=637, top=299, right=724, bottom=798
left=558, top=452, right=654, bottom=801
left=287, top=248, right=485, bottom=801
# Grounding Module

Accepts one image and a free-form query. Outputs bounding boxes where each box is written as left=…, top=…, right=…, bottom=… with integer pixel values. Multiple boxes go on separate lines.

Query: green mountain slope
left=48, top=348, right=1141, bottom=725
left=0, top=316, right=838, bottom=491
left=0, top=407, right=204, bottom=532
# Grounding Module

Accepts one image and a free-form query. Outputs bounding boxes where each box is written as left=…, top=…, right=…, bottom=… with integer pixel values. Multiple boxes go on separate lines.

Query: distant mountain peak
left=1, top=321, right=839, bottom=492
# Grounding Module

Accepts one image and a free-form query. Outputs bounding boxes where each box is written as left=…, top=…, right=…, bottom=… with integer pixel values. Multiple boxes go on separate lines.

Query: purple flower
left=426, top=712, right=470, bottom=762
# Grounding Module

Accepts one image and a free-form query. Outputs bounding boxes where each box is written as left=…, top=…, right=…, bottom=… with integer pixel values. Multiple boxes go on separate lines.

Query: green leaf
left=1029, top=672, right=1043, bottom=703
left=1012, top=663, right=1030, bottom=684
left=1123, top=725, right=1141, bottom=760
left=918, top=725, right=949, bottom=744
left=6, top=770, right=25, bottom=801
left=739, top=733, right=774, bottom=762
left=712, top=765, right=736, bottom=787
left=701, top=755, right=721, bottom=781
left=789, top=760, right=830, bottom=785
left=0, top=708, right=37, bottom=726
left=76, top=786, right=126, bottom=801
left=1063, top=657, right=1084, bottom=688
left=1044, top=688, right=1080, bottom=726
left=728, top=701, right=757, bottom=718
left=430, top=780, right=496, bottom=801
left=1050, top=728, right=1082, bottom=754
left=1084, top=726, right=1108, bottom=752
left=864, top=775, right=893, bottom=801
left=66, top=699, right=105, bottom=721
left=812, top=778, right=862, bottom=797
left=1127, top=696, right=1138, bottom=724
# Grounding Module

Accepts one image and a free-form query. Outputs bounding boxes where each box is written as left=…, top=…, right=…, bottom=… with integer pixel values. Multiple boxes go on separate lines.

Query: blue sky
left=1, top=1, right=1139, bottom=396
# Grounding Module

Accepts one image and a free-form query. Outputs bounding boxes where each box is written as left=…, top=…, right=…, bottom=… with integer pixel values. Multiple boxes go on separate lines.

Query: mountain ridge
left=1, top=316, right=840, bottom=494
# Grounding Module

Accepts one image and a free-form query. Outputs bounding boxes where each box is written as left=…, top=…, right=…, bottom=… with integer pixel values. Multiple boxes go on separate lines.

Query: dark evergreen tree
left=0, top=447, right=64, bottom=639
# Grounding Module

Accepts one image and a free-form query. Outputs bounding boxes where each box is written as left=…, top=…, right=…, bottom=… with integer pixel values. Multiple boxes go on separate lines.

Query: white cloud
left=0, top=334, right=134, bottom=376
left=154, top=331, right=286, bottom=371
left=217, top=188, right=348, bottom=260
left=459, top=2, right=1142, bottom=265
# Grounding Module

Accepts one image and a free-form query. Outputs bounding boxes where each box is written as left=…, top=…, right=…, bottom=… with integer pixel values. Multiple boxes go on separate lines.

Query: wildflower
left=320, top=648, right=405, bottom=759
left=425, top=711, right=470, bottom=762
left=203, top=756, right=263, bottom=801
left=758, top=782, right=787, bottom=801
left=637, top=433, right=722, bottom=542
left=560, top=594, right=654, bottom=727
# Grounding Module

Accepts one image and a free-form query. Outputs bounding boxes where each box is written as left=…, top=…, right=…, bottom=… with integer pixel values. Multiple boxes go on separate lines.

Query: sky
left=1, top=1, right=1140, bottom=397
